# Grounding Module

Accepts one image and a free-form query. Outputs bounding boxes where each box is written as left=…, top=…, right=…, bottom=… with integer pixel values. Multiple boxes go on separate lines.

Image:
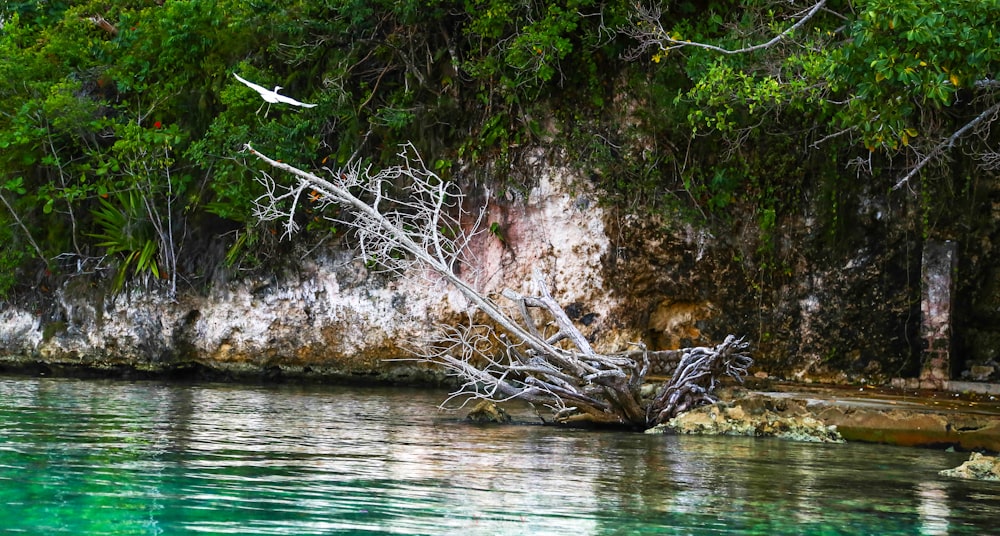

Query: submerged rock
left=940, top=453, right=1000, bottom=481
left=648, top=395, right=844, bottom=443
left=466, top=400, right=512, bottom=424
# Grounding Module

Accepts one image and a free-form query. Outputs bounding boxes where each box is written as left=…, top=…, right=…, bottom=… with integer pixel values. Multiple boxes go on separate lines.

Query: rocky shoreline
left=650, top=392, right=845, bottom=443
left=652, top=385, right=1000, bottom=452
left=640, top=384, right=1000, bottom=480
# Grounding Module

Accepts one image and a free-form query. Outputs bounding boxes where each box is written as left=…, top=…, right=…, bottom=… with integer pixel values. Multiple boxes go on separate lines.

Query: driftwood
left=246, top=142, right=752, bottom=428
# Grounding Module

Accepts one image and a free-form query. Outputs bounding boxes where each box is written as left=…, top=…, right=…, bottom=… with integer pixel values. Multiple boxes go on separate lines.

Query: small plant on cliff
left=88, top=190, right=160, bottom=292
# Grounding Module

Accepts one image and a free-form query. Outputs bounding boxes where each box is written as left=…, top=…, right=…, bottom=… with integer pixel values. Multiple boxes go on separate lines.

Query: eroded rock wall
left=0, top=148, right=997, bottom=385
left=0, top=152, right=633, bottom=380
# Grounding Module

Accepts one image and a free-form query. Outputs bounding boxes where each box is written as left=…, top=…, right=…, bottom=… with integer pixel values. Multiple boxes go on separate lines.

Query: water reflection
left=917, top=481, right=950, bottom=536
left=0, top=377, right=998, bottom=535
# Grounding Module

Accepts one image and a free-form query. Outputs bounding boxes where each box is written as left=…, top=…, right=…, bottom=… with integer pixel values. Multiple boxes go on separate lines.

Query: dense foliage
left=0, top=0, right=996, bottom=298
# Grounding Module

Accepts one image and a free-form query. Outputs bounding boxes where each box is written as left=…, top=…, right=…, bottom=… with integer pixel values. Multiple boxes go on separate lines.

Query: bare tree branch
left=88, top=15, right=119, bottom=36
left=245, top=142, right=751, bottom=427
left=892, top=101, right=1000, bottom=191
left=624, top=0, right=827, bottom=60
left=0, top=190, right=46, bottom=263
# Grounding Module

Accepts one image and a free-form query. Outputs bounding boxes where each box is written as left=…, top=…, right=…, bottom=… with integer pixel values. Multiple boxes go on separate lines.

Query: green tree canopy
left=0, top=0, right=995, bottom=298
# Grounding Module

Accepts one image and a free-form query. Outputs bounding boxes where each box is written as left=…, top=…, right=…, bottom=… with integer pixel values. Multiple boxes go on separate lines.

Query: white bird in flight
left=233, top=73, right=316, bottom=115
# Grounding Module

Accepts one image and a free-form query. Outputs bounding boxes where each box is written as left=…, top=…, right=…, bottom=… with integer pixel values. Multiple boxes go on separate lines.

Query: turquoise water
left=0, top=377, right=997, bottom=535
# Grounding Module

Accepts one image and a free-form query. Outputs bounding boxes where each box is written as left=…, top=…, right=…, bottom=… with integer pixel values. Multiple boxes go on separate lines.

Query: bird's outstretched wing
left=273, top=91, right=317, bottom=108
left=233, top=73, right=270, bottom=97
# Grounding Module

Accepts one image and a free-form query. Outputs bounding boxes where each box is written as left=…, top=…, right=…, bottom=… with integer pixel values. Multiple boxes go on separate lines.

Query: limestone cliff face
left=0, top=152, right=632, bottom=381
left=0, top=148, right=996, bottom=385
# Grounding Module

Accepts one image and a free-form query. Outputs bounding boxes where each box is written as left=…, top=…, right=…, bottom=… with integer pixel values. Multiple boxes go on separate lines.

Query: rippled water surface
left=1, top=376, right=998, bottom=535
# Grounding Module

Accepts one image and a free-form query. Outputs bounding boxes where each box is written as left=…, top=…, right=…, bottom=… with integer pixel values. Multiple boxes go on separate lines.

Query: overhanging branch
left=625, top=0, right=827, bottom=59
left=892, top=101, right=1000, bottom=191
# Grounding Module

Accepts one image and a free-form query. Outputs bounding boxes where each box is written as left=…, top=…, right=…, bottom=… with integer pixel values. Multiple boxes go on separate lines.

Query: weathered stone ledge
left=0, top=353, right=453, bottom=386
left=648, top=392, right=844, bottom=443
left=650, top=385, right=1000, bottom=453
left=892, top=377, right=1000, bottom=396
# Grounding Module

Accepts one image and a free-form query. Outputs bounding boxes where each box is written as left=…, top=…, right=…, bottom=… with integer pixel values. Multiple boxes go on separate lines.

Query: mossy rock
left=940, top=453, right=1000, bottom=481
left=466, top=400, right=512, bottom=424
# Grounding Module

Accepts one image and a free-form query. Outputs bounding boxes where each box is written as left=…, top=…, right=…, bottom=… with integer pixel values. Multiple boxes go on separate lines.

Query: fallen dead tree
left=245, top=142, right=752, bottom=428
